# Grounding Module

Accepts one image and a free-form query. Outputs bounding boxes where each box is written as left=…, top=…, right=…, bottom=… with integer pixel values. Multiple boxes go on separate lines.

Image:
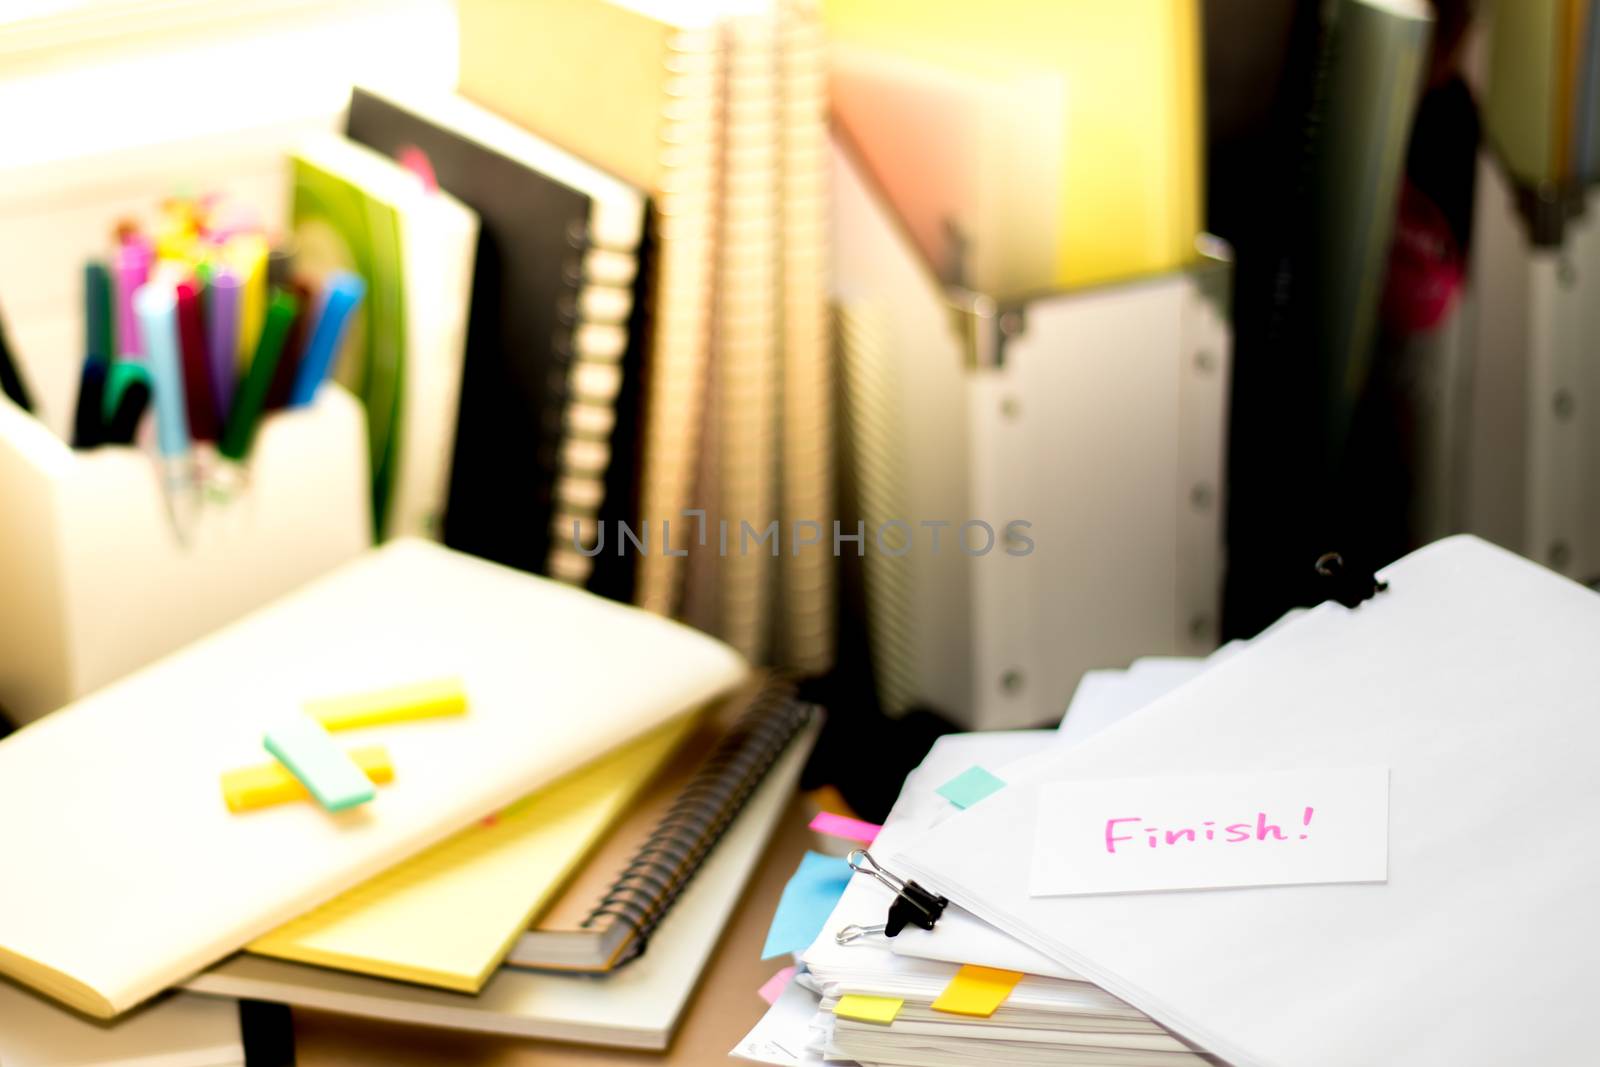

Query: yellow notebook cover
left=246, top=712, right=699, bottom=992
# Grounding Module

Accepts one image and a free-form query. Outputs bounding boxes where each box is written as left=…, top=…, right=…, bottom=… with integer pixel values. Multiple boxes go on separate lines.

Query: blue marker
left=288, top=271, right=366, bottom=407
left=134, top=284, right=197, bottom=537
left=133, top=285, right=191, bottom=461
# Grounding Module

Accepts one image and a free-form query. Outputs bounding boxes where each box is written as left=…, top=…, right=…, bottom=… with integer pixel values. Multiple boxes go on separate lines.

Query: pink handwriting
left=1103, top=807, right=1315, bottom=854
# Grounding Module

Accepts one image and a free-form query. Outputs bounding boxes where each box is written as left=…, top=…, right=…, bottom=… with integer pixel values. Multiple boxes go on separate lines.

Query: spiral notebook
left=345, top=85, right=649, bottom=596
left=507, top=675, right=818, bottom=972
left=460, top=0, right=724, bottom=618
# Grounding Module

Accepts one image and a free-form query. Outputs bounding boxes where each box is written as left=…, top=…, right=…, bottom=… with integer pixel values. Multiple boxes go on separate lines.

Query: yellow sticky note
left=222, top=745, right=393, bottom=813
left=306, top=677, right=468, bottom=732
left=834, top=994, right=903, bottom=1024
left=930, top=964, right=1023, bottom=1017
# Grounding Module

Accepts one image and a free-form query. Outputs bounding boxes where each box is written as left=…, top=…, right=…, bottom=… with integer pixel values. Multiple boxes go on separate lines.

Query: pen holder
left=0, top=385, right=372, bottom=726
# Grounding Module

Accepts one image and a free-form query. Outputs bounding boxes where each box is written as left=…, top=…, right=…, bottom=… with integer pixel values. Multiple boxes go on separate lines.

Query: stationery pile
left=740, top=535, right=1600, bottom=1066
left=737, top=681, right=1226, bottom=1065
left=0, top=539, right=822, bottom=1052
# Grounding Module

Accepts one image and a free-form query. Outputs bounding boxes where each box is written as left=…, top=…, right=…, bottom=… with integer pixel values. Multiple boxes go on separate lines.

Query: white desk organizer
left=0, top=385, right=372, bottom=725
left=833, top=139, right=1230, bottom=731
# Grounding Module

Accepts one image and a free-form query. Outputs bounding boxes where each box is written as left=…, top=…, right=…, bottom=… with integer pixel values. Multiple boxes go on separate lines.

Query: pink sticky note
left=758, top=965, right=797, bottom=1005
left=809, top=811, right=883, bottom=846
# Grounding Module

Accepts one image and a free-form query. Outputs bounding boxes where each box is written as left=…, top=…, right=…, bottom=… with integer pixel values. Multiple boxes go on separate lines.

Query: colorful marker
left=221, top=286, right=298, bottom=463
left=289, top=272, right=365, bottom=407
left=112, top=239, right=151, bottom=358
left=133, top=285, right=190, bottom=463
left=84, top=261, right=113, bottom=364
left=175, top=282, right=219, bottom=442
left=102, top=359, right=154, bottom=424
left=206, top=265, right=241, bottom=417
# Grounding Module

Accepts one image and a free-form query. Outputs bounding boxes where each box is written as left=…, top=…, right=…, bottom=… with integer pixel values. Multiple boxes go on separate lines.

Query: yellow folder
left=825, top=0, right=1204, bottom=291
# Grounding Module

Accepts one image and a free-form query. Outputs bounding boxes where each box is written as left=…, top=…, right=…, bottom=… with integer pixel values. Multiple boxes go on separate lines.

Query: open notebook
left=899, top=536, right=1600, bottom=1067
left=0, top=539, right=746, bottom=1017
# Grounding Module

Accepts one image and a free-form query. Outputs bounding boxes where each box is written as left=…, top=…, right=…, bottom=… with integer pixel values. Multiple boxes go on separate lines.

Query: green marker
left=101, top=359, right=153, bottom=423
left=220, top=286, right=298, bottom=462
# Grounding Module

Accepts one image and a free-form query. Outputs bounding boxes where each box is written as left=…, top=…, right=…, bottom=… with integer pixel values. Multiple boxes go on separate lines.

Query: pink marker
left=113, top=237, right=152, bottom=358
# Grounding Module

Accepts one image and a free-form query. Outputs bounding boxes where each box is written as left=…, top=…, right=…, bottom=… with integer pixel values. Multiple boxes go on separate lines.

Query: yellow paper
left=930, top=963, right=1023, bottom=1017
left=834, top=994, right=904, bottom=1024
left=247, top=712, right=698, bottom=992
left=825, top=0, right=1204, bottom=290
left=306, top=676, right=468, bottom=731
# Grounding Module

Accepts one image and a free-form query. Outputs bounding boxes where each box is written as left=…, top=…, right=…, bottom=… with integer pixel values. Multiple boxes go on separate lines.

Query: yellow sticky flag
left=222, top=745, right=393, bottom=813
left=306, top=677, right=468, bottom=732
left=834, top=994, right=903, bottom=1024
left=930, top=964, right=1023, bottom=1017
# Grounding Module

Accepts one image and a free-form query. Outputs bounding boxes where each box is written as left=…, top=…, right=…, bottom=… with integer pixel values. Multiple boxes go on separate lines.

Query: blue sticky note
left=761, top=851, right=853, bottom=959
left=263, top=714, right=376, bottom=813
left=936, top=765, right=1006, bottom=809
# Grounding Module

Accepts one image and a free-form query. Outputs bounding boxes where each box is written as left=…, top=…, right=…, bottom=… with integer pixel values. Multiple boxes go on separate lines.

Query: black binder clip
left=1315, top=552, right=1389, bottom=609
left=838, top=849, right=947, bottom=939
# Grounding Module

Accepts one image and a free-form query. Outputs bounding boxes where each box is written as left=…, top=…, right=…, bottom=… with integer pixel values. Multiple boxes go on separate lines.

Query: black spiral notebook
left=506, top=675, right=819, bottom=973
left=346, top=86, right=651, bottom=599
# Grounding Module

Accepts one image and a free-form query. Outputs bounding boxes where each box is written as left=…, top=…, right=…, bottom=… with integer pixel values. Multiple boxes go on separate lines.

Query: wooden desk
left=295, top=796, right=817, bottom=1066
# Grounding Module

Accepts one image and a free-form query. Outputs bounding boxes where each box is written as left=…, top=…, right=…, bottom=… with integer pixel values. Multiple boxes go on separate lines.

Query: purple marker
left=113, top=238, right=152, bottom=358
left=206, top=266, right=242, bottom=417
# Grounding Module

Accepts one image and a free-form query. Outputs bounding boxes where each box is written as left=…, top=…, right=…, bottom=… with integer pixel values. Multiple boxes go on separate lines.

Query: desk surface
left=294, top=795, right=816, bottom=1066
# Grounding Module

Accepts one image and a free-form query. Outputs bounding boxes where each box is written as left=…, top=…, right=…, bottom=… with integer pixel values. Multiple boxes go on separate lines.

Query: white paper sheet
left=897, top=536, right=1600, bottom=1067
left=1056, top=658, right=1208, bottom=745
left=730, top=978, right=826, bottom=1066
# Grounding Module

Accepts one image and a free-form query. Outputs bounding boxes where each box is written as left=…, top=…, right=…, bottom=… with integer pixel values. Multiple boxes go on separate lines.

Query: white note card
left=1030, top=767, right=1389, bottom=896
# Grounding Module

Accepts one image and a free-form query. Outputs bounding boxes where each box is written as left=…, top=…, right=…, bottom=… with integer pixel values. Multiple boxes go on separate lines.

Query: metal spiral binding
left=583, top=677, right=815, bottom=966
left=545, top=214, right=645, bottom=585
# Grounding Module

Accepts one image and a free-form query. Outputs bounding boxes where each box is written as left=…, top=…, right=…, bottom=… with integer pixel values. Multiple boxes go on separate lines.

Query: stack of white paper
left=895, top=536, right=1600, bottom=1067
left=736, top=733, right=1220, bottom=1065
left=733, top=610, right=1321, bottom=1066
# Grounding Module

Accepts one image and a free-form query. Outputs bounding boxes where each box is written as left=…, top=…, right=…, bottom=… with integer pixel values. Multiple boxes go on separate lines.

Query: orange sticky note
left=833, top=994, right=903, bottom=1024
left=931, top=964, right=1023, bottom=1017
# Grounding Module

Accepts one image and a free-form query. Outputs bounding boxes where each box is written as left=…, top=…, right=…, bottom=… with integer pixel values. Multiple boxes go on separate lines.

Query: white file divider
left=832, top=138, right=1230, bottom=730
left=0, top=385, right=371, bottom=725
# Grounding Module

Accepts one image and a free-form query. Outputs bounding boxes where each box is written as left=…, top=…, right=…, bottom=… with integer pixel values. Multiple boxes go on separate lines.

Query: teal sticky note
left=936, top=765, right=1006, bottom=809
left=263, top=714, right=376, bottom=813
left=761, top=851, right=853, bottom=959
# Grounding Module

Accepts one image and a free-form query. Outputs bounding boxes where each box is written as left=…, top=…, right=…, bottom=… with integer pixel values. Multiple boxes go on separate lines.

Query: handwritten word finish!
left=1029, top=768, right=1390, bottom=897
left=1103, top=808, right=1315, bottom=853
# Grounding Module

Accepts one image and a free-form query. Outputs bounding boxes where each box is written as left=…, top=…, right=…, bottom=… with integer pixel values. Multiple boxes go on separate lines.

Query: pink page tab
left=758, top=965, right=797, bottom=1005
left=809, top=811, right=883, bottom=846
